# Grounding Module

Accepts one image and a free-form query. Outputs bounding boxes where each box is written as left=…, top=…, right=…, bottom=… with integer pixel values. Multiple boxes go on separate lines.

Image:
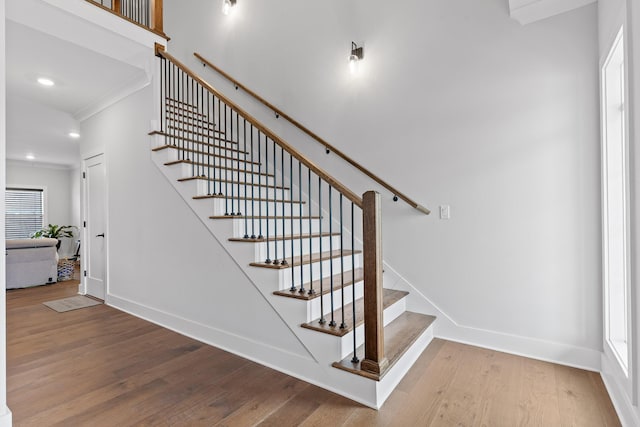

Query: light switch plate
left=440, top=205, right=450, bottom=220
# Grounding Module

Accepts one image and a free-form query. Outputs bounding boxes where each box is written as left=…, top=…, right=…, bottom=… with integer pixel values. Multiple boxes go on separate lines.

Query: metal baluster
left=328, top=185, right=336, bottom=327
left=339, top=194, right=346, bottom=329
left=351, top=203, right=359, bottom=363
left=216, top=99, right=222, bottom=195
left=289, top=154, right=295, bottom=292
left=308, top=168, right=314, bottom=295
left=243, top=118, right=249, bottom=238
left=264, top=137, right=271, bottom=263
left=224, top=107, right=232, bottom=215
left=272, top=139, right=278, bottom=264
left=257, top=131, right=263, bottom=239
left=250, top=126, right=256, bottom=239
left=206, top=91, right=212, bottom=195
left=224, top=104, right=230, bottom=215
left=318, top=177, right=325, bottom=324
left=280, top=146, right=287, bottom=266
left=158, top=56, right=162, bottom=133
left=236, top=112, right=242, bottom=215
left=298, top=162, right=305, bottom=294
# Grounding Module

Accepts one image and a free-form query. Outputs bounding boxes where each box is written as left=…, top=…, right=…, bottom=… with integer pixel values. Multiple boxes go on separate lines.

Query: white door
left=84, top=154, right=106, bottom=300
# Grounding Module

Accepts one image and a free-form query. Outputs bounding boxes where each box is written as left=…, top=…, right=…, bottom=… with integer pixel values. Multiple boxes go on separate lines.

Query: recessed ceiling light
left=37, top=77, right=55, bottom=87
left=69, top=132, right=80, bottom=139
left=26, top=154, right=35, bottom=161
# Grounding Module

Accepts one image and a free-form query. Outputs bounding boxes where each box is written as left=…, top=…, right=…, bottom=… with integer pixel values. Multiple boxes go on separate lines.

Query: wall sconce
left=348, top=42, right=364, bottom=75
left=222, top=0, right=236, bottom=15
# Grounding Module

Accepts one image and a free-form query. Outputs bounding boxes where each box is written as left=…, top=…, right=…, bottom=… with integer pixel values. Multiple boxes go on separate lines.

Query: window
left=601, top=27, right=629, bottom=373
left=5, top=188, right=45, bottom=239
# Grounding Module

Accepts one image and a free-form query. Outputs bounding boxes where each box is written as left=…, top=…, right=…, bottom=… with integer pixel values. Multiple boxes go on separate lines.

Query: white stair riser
left=307, top=280, right=365, bottom=322
left=171, top=155, right=255, bottom=171
left=166, top=114, right=217, bottom=127
left=153, top=148, right=277, bottom=187
left=232, top=218, right=322, bottom=239
left=254, top=235, right=342, bottom=261
left=277, top=254, right=362, bottom=290
left=178, top=164, right=276, bottom=186
left=159, top=135, right=241, bottom=155
left=338, top=297, right=407, bottom=359
left=209, top=199, right=306, bottom=217
left=194, top=179, right=289, bottom=199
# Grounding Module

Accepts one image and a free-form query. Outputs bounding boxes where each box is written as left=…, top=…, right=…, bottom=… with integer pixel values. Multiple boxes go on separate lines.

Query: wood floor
left=7, top=280, right=620, bottom=426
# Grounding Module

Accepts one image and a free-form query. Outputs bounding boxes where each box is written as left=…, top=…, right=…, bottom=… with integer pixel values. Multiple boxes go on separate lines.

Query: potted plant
left=31, top=224, right=77, bottom=251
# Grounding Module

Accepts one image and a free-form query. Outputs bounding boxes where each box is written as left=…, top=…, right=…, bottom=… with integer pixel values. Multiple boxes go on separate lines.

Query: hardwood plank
left=7, top=283, right=620, bottom=426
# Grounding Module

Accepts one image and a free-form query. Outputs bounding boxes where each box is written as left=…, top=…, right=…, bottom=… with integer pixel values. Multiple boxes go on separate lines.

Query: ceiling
left=509, top=0, right=598, bottom=24
left=5, top=20, right=147, bottom=167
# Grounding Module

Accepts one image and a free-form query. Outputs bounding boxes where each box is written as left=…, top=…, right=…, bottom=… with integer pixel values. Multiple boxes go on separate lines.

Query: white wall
left=6, top=160, right=78, bottom=256
left=598, top=0, right=640, bottom=424
left=164, top=0, right=602, bottom=367
left=0, top=0, right=11, bottom=423
left=79, top=84, right=314, bottom=374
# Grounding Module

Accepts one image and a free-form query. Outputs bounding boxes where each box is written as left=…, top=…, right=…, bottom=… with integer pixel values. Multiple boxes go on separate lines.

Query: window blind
left=5, top=188, right=44, bottom=239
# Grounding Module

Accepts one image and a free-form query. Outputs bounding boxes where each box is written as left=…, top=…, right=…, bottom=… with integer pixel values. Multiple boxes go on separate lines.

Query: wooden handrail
left=156, top=46, right=363, bottom=208
left=194, top=52, right=431, bottom=215
left=84, top=0, right=168, bottom=40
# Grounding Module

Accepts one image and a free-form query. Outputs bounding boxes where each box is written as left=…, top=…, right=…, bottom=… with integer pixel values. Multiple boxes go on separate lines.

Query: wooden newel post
left=151, top=0, right=164, bottom=34
left=360, top=191, right=388, bottom=375
left=112, top=0, right=121, bottom=13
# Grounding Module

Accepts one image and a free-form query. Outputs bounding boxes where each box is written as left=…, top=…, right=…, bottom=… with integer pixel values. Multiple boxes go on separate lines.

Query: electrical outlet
left=440, top=205, right=450, bottom=220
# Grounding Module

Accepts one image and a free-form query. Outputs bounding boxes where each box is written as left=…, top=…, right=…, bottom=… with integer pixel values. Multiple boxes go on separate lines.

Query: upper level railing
left=155, top=44, right=389, bottom=377
left=86, top=0, right=166, bottom=38
left=194, top=52, right=430, bottom=215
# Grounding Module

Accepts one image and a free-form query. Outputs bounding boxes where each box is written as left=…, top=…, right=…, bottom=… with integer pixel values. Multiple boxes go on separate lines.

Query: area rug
left=43, top=296, right=102, bottom=313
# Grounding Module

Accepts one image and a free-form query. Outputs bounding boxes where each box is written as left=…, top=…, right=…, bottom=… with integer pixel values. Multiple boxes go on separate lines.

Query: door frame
left=80, top=152, right=109, bottom=300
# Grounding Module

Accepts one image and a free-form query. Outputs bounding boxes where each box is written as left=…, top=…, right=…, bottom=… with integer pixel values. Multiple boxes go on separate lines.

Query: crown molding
left=509, top=0, right=597, bottom=25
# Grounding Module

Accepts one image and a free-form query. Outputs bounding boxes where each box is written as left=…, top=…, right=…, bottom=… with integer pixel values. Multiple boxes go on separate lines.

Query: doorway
left=83, top=154, right=107, bottom=300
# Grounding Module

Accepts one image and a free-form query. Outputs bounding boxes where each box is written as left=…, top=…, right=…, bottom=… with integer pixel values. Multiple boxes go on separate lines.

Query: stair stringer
left=150, top=134, right=436, bottom=409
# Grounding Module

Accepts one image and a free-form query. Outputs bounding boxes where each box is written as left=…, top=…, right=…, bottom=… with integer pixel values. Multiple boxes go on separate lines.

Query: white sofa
left=6, top=238, right=58, bottom=289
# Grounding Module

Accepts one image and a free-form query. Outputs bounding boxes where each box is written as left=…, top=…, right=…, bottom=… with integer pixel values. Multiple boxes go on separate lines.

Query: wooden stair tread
left=152, top=144, right=249, bottom=158
left=209, top=215, right=321, bottom=220
left=250, top=249, right=361, bottom=269
left=332, top=312, right=436, bottom=381
left=229, top=231, right=338, bottom=243
left=166, top=118, right=224, bottom=136
left=165, top=97, right=199, bottom=112
left=179, top=176, right=289, bottom=191
left=301, top=289, right=408, bottom=337
left=160, top=128, right=235, bottom=145
left=166, top=104, right=208, bottom=119
left=193, top=194, right=305, bottom=204
left=151, top=131, right=244, bottom=153
left=166, top=110, right=217, bottom=124
left=164, top=160, right=274, bottom=178
left=152, top=145, right=259, bottom=166
left=274, top=268, right=364, bottom=301
left=167, top=125, right=227, bottom=140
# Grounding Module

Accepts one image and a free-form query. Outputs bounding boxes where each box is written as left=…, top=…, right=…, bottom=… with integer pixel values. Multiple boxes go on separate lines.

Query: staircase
left=149, top=46, right=436, bottom=409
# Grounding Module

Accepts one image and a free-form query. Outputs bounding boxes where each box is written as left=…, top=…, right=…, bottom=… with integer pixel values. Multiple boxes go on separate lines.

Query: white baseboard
left=106, top=293, right=383, bottom=408
left=601, top=354, right=639, bottom=427
left=107, top=293, right=315, bottom=367
left=0, top=406, right=12, bottom=427
left=437, top=321, right=601, bottom=372
left=383, top=263, right=601, bottom=372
